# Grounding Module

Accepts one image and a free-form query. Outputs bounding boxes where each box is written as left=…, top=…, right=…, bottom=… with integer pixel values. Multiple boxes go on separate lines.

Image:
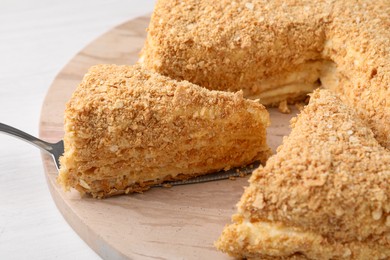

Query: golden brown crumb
left=58, top=64, right=271, bottom=198
left=216, top=89, right=390, bottom=259
left=294, top=102, right=306, bottom=111
left=278, top=100, right=291, bottom=114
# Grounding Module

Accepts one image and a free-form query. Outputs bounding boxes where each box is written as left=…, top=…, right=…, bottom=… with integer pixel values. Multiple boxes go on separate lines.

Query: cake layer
left=141, top=0, right=390, bottom=149
left=216, top=90, right=390, bottom=259
left=58, top=64, right=271, bottom=198
left=218, top=216, right=390, bottom=260
left=239, top=61, right=323, bottom=105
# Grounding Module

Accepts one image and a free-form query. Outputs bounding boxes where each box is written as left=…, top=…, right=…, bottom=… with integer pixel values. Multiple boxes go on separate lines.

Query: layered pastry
left=215, top=90, right=390, bottom=259
left=141, top=0, right=390, bottom=149
left=58, top=64, right=271, bottom=198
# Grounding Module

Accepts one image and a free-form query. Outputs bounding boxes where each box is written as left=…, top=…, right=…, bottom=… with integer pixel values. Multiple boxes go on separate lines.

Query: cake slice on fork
left=58, top=64, right=271, bottom=198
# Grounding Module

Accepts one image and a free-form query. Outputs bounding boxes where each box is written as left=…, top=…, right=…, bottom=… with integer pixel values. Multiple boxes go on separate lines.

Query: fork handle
left=0, top=122, right=54, bottom=153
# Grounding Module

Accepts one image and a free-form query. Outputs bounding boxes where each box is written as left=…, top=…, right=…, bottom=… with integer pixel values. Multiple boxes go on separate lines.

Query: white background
left=0, top=1, right=155, bottom=259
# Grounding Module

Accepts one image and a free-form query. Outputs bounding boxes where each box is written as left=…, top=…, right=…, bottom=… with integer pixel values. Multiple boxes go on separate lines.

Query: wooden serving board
left=39, top=15, right=298, bottom=260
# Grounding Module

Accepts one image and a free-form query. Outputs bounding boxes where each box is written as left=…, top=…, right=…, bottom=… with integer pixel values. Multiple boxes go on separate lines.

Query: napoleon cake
left=215, top=89, right=390, bottom=259
left=58, top=64, right=271, bottom=198
left=141, top=0, right=390, bottom=149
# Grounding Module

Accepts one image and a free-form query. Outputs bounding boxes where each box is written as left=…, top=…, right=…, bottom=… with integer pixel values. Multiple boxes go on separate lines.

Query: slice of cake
left=58, top=64, right=271, bottom=198
left=215, top=89, right=390, bottom=259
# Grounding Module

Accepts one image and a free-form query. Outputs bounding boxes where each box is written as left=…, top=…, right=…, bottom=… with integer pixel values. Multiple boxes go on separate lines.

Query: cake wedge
left=216, top=89, right=390, bottom=259
left=58, top=64, right=271, bottom=198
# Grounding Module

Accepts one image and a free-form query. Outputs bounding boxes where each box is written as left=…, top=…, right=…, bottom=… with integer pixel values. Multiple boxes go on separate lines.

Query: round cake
left=141, top=0, right=390, bottom=149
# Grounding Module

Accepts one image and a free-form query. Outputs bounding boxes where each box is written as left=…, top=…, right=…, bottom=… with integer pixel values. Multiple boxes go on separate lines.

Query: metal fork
left=0, top=122, right=63, bottom=170
left=0, top=122, right=257, bottom=185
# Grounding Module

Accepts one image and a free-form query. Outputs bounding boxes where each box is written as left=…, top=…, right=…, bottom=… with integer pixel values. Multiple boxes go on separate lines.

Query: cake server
left=0, top=122, right=258, bottom=186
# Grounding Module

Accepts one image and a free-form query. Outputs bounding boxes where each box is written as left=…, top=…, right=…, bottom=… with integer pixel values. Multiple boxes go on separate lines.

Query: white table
left=0, top=1, right=155, bottom=259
